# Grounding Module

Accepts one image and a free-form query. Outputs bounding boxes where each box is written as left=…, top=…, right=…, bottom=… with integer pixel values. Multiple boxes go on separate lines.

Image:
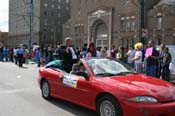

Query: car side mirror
left=76, top=71, right=89, bottom=79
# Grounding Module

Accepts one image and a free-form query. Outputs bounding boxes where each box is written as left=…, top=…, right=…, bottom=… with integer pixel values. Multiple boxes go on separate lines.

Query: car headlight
left=127, top=96, right=158, bottom=103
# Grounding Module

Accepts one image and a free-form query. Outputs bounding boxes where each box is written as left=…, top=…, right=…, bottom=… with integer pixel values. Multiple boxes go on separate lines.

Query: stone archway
left=88, top=8, right=113, bottom=50
left=91, top=20, right=108, bottom=49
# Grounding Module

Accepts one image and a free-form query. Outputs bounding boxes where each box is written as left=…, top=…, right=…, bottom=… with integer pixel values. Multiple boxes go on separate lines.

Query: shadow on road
left=20, top=66, right=28, bottom=69
left=47, top=98, right=97, bottom=116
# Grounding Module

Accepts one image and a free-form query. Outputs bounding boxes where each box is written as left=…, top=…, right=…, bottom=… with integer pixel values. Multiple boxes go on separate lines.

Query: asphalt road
left=0, top=62, right=96, bottom=116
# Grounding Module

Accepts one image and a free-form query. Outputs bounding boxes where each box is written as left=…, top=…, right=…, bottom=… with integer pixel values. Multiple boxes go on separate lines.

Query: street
left=0, top=62, right=96, bottom=116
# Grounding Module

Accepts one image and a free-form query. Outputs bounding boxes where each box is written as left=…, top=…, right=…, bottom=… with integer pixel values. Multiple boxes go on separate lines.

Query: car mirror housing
left=76, top=71, right=89, bottom=79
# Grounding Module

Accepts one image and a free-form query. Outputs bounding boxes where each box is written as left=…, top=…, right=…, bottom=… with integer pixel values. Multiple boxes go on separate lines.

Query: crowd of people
left=0, top=45, right=28, bottom=67
left=48, top=38, right=172, bottom=82
left=0, top=38, right=172, bottom=82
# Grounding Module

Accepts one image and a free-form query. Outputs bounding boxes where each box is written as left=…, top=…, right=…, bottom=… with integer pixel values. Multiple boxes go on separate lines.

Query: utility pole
left=29, top=0, right=33, bottom=53
left=139, top=0, right=145, bottom=44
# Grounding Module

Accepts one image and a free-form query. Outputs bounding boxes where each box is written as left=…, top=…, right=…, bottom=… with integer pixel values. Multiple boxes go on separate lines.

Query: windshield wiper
left=95, top=73, right=116, bottom=77
left=95, top=71, right=138, bottom=77
left=115, top=71, right=138, bottom=76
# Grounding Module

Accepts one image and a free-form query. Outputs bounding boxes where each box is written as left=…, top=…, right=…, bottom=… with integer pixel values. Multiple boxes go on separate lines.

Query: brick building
left=63, top=0, right=175, bottom=49
left=0, top=32, right=8, bottom=47
left=147, top=0, right=175, bottom=45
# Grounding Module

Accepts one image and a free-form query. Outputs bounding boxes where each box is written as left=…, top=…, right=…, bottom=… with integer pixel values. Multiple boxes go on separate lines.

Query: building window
left=51, top=12, right=54, bottom=16
left=44, top=27, right=47, bottom=31
left=75, top=26, right=78, bottom=36
left=51, top=28, right=54, bottom=32
left=157, top=16, right=162, bottom=30
left=44, top=11, right=47, bottom=16
left=81, top=25, right=84, bottom=36
left=123, top=0, right=129, bottom=6
left=43, top=35, right=46, bottom=40
left=44, top=19, right=48, bottom=26
left=157, top=38, right=161, bottom=45
left=78, top=8, right=81, bottom=15
left=77, top=0, right=81, bottom=15
left=58, top=5, right=61, bottom=9
left=66, top=0, right=69, bottom=3
left=120, top=18, right=125, bottom=32
left=79, top=0, right=81, bottom=4
left=58, top=13, right=61, bottom=17
left=44, top=3, right=48, bottom=7
left=51, top=4, right=55, bottom=9
left=57, top=21, right=61, bottom=25
left=131, top=19, right=135, bottom=31
left=121, top=39, right=124, bottom=46
left=66, top=7, right=69, bottom=11
left=126, top=20, right=130, bottom=32
left=57, top=29, right=60, bottom=33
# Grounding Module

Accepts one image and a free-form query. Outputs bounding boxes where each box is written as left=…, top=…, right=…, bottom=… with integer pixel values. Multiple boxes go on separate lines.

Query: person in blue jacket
left=17, top=47, right=24, bottom=67
left=36, top=47, right=42, bottom=67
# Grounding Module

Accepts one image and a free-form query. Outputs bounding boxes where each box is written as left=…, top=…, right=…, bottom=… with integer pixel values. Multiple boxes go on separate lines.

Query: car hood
left=97, top=74, right=175, bottom=103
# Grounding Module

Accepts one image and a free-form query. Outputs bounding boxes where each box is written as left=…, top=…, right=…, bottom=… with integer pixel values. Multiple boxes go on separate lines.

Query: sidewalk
left=25, top=58, right=36, bottom=64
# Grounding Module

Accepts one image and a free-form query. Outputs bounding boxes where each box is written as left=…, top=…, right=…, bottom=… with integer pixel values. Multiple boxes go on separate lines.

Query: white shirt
left=96, top=51, right=100, bottom=57
left=116, top=53, right=121, bottom=59
left=13, top=49, right=17, bottom=56
left=127, top=50, right=135, bottom=63
left=134, top=51, right=142, bottom=64
left=70, top=47, right=77, bottom=60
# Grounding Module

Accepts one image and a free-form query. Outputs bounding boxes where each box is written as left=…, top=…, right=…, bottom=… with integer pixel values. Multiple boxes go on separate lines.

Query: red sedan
left=38, top=58, right=175, bottom=116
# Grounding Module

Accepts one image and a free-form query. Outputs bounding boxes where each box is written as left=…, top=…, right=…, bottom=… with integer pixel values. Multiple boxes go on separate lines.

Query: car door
left=61, top=73, right=80, bottom=101
left=46, top=68, right=64, bottom=97
left=61, top=73, right=93, bottom=106
left=74, top=77, right=94, bottom=107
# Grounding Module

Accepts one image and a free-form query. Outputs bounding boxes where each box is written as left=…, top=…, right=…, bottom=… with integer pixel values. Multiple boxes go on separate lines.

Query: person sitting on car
left=79, top=62, right=86, bottom=72
left=70, top=63, right=80, bottom=75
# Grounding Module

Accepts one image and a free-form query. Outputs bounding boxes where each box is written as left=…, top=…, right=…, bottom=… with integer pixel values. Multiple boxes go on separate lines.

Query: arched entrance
left=91, top=20, right=108, bottom=50
left=88, top=8, right=113, bottom=50
left=95, top=23, right=108, bottom=50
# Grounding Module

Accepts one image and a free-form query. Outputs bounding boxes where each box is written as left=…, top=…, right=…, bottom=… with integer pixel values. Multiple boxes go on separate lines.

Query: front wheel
left=97, top=95, right=122, bottom=116
left=41, top=80, right=51, bottom=99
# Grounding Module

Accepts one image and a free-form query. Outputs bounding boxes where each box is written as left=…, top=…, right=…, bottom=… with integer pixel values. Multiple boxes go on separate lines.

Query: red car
left=38, top=58, right=175, bottom=116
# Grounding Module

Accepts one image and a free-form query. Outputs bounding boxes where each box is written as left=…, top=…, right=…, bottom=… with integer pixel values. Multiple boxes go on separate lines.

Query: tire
left=97, top=95, right=123, bottom=116
left=41, top=80, right=51, bottom=99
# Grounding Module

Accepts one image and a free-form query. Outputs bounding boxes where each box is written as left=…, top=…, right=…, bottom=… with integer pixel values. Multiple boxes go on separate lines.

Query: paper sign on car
left=62, top=74, right=79, bottom=88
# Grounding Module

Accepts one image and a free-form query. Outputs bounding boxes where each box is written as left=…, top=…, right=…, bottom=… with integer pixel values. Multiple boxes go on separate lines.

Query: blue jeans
left=37, top=58, right=41, bottom=67
left=127, top=62, right=134, bottom=68
left=146, top=65, right=158, bottom=77
left=0, top=53, right=3, bottom=61
left=45, top=57, right=49, bottom=64
left=4, top=55, right=8, bottom=62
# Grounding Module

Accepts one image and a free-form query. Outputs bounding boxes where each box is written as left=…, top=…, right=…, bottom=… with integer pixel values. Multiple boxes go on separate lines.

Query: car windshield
left=87, top=58, right=135, bottom=77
